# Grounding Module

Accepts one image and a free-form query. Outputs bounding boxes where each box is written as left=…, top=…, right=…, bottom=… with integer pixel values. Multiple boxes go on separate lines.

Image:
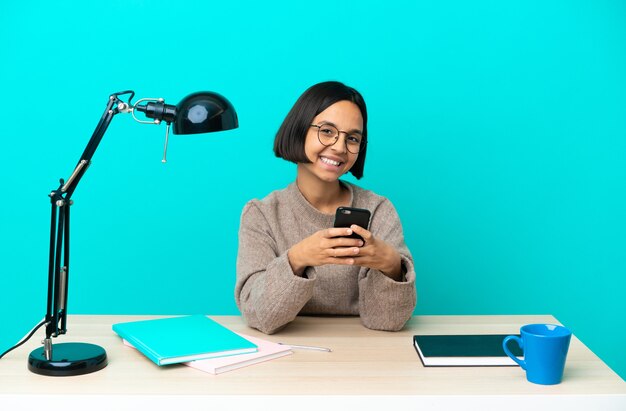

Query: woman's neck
left=296, top=166, right=349, bottom=214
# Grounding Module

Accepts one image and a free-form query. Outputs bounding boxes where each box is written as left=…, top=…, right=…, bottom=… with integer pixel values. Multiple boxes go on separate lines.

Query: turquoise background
left=1, top=1, right=624, bottom=380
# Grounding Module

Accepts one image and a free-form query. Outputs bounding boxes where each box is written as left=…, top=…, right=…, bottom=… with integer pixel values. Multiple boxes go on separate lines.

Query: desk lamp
left=26, top=90, right=238, bottom=376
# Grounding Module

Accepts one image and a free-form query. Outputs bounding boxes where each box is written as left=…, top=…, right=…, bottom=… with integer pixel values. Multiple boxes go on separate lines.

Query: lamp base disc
left=28, top=342, right=107, bottom=376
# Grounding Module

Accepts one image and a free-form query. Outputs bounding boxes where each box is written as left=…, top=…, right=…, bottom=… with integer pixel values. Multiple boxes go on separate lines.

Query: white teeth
left=321, top=157, right=341, bottom=166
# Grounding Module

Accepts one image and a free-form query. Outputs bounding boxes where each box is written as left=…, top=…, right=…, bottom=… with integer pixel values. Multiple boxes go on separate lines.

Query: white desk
left=1, top=315, right=624, bottom=410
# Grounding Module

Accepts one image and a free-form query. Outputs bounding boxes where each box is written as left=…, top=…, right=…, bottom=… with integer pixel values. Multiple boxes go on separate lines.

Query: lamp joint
left=117, top=102, right=131, bottom=113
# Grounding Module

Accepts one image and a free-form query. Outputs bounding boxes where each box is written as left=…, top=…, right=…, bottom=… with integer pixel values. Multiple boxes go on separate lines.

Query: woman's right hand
left=287, top=228, right=364, bottom=276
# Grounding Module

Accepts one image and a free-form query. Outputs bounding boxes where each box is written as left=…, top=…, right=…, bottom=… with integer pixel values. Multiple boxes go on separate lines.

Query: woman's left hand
left=348, top=225, right=403, bottom=281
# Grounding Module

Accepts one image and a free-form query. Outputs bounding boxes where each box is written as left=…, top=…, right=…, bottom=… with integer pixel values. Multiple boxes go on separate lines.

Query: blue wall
left=1, top=1, right=624, bottom=380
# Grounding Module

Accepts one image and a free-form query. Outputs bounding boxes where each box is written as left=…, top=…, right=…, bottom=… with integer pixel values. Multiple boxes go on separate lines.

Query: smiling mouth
left=320, top=156, right=343, bottom=167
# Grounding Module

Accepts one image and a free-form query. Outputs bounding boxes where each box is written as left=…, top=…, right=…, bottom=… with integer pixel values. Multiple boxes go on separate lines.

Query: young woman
left=235, top=81, right=416, bottom=334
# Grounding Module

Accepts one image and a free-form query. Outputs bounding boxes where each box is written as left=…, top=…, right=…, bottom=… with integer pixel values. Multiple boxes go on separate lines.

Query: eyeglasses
left=310, top=124, right=365, bottom=154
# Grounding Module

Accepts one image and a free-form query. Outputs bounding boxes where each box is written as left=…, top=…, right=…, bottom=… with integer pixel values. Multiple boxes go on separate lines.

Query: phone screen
left=333, top=207, right=371, bottom=240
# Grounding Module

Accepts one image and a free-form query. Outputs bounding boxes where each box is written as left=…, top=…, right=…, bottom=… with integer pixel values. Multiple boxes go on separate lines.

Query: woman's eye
left=348, top=135, right=361, bottom=144
left=320, top=127, right=335, bottom=135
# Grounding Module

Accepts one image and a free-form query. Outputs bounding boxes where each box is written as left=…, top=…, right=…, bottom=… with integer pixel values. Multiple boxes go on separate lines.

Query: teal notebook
left=112, top=315, right=257, bottom=366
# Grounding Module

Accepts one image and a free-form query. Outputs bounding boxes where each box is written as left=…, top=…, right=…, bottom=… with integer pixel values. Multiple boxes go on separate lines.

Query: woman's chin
left=300, top=162, right=347, bottom=183
left=316, top=168, right=346, bottom=182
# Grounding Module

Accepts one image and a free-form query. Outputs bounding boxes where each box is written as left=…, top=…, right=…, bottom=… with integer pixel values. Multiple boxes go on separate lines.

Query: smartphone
left=333, top=207, right=371, bottom=240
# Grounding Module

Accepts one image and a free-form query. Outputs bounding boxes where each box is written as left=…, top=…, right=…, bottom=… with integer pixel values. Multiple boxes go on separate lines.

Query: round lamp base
left=28, top=342, right=107, bottom=376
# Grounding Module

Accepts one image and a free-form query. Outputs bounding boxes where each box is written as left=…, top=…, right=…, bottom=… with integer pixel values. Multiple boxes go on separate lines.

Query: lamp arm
left=44, top=91, right=134, bottom=343
left=63, top=91, right=134, bottom=198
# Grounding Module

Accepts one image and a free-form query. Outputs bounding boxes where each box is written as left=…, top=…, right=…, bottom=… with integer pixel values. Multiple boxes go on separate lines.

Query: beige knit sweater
left=235, top=181, right=417, bottom=334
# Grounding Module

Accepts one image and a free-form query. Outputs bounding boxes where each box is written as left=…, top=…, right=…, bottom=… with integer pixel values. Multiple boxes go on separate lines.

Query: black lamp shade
left=173, top=91, right=238, bottom=135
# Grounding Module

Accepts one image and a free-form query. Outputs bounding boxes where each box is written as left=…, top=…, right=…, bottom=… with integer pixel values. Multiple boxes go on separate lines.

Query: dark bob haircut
left=274, top=81, right=368, bottom=179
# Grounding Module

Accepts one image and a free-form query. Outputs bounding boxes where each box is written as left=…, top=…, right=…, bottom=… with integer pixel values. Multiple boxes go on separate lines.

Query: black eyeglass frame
left=309, top=124, right=366, bottom=154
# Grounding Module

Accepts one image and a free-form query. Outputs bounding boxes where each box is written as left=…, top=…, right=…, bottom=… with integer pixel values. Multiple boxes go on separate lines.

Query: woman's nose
left=331, top=134, right=348, bottom=153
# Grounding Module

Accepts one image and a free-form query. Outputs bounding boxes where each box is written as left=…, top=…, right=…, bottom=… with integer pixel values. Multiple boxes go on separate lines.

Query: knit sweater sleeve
left=234, top=201, right=315, bottom=334
left=358, top=198, right=417, bottom=331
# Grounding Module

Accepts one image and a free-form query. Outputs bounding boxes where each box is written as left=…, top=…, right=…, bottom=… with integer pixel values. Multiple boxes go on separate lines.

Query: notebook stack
left=112, top=315, right=292, bottom=374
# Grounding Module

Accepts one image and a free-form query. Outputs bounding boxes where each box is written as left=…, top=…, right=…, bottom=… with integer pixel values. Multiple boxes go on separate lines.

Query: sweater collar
left=288, top=180, right=355, bottom=224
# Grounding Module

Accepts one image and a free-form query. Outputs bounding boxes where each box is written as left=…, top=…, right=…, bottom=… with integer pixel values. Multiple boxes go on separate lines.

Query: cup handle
left=503, top=335, right=526, bottom=369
